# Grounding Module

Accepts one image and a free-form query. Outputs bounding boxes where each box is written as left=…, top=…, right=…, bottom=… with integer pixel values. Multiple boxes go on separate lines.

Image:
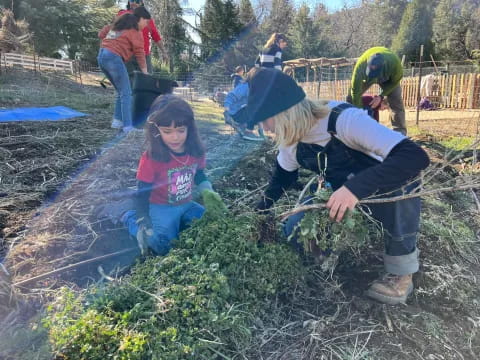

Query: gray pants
left=386, top=85, right=407, bottom=136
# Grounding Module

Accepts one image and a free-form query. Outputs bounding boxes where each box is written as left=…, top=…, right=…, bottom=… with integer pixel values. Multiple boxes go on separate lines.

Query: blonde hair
left=264, top=33, right=287, bottom=49
left=272, top=98, right=330, bottom=147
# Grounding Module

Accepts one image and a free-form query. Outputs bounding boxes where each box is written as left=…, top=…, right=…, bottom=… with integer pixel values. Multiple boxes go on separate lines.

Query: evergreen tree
left=289, top=4, right=319, bottom=59
left=261, top=0, right=294, bottom=36
left=371, top=0, right=408, bottom=47
left=432, top=0, right=480, bottom=60
left=235, top=0, right=260, bottom=69
left=149, top=0, right=188, bottom=73
left=199, top=0, right=242, bottom=65
left=238, top=0, right=256, bottom=26
left=17, top=0, right=117, bottom=60
left=391, top=0, right=435, bottom=62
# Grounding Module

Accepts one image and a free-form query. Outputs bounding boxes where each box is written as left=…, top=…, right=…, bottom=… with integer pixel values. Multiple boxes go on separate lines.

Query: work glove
left=255, top=196, right=274, bottom=213
left=136, top=217, right=153, bottom=255
left=202, top=189, right=228, bottom=220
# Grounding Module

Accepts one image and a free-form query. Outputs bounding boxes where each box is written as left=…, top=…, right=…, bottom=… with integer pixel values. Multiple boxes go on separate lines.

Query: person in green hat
left=348, top=47, right=406, bottom=135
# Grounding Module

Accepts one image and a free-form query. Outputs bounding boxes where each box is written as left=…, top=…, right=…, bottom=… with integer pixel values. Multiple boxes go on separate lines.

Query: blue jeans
left=122, top=201, right=205, bottom=255
left=97, top=48, right=132, bottom=127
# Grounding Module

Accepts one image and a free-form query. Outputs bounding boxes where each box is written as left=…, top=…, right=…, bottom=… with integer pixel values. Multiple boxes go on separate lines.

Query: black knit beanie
left=247, top=68, right=306, bottom=126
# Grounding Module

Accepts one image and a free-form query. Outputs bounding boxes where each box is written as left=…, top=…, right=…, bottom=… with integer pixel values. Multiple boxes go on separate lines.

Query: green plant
left=288, top=188, right=383, bottom=255
left=44, top=200, right=305, bottom=359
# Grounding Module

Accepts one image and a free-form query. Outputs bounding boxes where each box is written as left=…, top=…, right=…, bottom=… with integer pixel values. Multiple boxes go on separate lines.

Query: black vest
left=296, top=103, right=380, bottom=191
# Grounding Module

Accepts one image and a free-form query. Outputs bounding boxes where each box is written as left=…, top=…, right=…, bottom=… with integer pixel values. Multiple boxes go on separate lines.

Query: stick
left=228, top=183, right=268, bottom=208
left=278, top=183, right=480, bottom=220
left=430, top=54, right=439, bottom=74
left=13, top=247, right=138, bottom=288
left=296, top=176, right=317, bottom=206
left=471, top=189, right=480, bottom=212
left=416, top=44, right=424, bottom=126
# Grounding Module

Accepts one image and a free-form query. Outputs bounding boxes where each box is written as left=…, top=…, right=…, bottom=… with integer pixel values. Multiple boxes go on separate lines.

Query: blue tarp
left=0, top=106, right=88, bottom=122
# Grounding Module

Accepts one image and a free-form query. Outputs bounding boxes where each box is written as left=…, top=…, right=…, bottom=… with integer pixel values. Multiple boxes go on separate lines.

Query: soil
left=0, top=69, right=479, bottom=359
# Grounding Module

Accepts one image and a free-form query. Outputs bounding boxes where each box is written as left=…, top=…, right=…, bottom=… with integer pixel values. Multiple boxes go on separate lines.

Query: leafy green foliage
left=149, top=0, right=188, bottom=73
left=261, top=0, right=294, bottom=36
left=391, top=0, right=435, bottom=62
left=199, top=0, right=243, bottom=62
left=201, top=189, right=228, bottom=221
left=288, top=4, right=321, bottom=60
left=432, top=0, right=480, bottom=60
left=289, top=188, right=383, bottom=255
left=44, top=201, right=304, bottom=359
left=16, top=0, right=117, bottom=60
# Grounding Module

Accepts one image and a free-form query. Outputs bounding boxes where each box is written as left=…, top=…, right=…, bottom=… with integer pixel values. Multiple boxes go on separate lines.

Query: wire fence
left=175, top=61, right=480, bottom=110
left=3, top=56, right=480, bottom=111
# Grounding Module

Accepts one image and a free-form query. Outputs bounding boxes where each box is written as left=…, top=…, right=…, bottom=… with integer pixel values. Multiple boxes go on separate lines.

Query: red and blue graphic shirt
left=136, top=152, right=206, bottom=205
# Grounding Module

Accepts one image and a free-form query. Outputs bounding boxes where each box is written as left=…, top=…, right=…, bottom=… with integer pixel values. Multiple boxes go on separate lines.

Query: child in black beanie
left=248, top=68, right=430, bottom=305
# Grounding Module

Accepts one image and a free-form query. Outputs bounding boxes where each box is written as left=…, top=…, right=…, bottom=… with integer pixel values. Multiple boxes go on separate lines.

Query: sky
left=181, top=0, right=350, bottom=42
left=186, top=0, right=348, bottom=12
left=121, top=0, right=351, bottom=42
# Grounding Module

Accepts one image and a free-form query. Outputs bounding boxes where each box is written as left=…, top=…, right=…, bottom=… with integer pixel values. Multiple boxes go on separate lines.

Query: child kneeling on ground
left=121, top=94, right=218, bottom=255
left=224, top=71, right=265, bottom=141
left=250, top=69, right=430, bottom=305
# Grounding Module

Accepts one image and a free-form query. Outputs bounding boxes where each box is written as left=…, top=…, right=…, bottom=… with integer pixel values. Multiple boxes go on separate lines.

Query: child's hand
left=202, top=189, right=228, bottom=220
left=369, top=95, right=383, bottom=109
left=136, top=224, right=153, bottom=255
left=325, top=186, right=358, bottom=222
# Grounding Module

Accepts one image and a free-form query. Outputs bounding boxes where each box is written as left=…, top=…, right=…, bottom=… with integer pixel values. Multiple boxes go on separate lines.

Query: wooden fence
left=299, top=73, right=480, bottom=109
left=1, top=52, right=75, bottom=74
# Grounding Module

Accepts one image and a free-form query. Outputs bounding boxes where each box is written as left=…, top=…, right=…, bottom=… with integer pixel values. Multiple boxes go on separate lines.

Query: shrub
left=44, top=206, right=304, bottom=359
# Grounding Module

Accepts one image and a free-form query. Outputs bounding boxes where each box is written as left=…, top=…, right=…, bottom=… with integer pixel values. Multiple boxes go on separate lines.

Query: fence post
left=415, top=45, right=424, bottom=126
left=334, top=65, right=338, bottom=100
left=316, top=60, right=323, bottom=99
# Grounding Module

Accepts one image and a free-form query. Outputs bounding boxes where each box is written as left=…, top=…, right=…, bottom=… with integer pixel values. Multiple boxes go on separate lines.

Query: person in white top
left=247, top=68, right=430, bottom=305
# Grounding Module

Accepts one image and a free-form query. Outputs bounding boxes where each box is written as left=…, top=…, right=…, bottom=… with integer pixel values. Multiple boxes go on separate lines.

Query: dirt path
left=1, top=71, right=479, bottom=360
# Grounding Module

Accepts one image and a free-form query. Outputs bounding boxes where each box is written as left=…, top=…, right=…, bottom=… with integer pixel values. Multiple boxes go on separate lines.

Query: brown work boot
left=365, top=273, right=413, bottom=305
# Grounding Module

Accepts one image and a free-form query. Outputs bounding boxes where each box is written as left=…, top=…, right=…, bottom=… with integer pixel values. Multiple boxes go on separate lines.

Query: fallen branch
left=278, top=183, right=480, bottom=220
left=228, top=183, right=268, bottom=208
left=13, top=247, right=138, bottom=288
left=471, top=189, right=480, bottom=212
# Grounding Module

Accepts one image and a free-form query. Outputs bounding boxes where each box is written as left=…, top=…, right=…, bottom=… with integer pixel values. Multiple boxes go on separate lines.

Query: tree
left=261, top=0, right=294, bottom=36
left=199, top=0, right=242, bottom=65
left=3, top=0, right=117, bottom=60
left=391, top=0, right=435, bottom=63
left=238, top=0, right=256, bottom=26
left=289, top=4, right=319, bottom=59
left=233, top=0, right=261, bottom=69
left=370, top=0, right=408, bottom=48
left=324, top=3, right=374, bottom=57
left=149, top=0, right=188, bottom=73
left=432, top=0, right=480, bottom=60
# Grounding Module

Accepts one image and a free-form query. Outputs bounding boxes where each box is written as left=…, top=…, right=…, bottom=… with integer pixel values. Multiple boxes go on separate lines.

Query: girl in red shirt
left=122, top=94, right=217, bottom=255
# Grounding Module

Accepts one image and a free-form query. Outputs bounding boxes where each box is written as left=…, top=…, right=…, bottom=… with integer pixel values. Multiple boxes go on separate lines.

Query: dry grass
left=0, top=69, right=479, bottom=359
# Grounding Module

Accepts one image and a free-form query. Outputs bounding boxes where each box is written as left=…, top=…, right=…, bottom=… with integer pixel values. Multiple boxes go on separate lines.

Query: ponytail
left=112, top=6, right=151, bottom=31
